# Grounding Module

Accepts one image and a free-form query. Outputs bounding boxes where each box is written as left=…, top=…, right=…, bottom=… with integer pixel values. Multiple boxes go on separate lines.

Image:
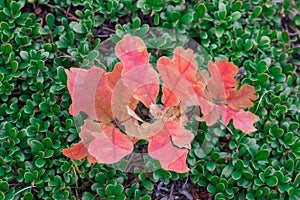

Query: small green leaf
left=206, top=161, right=216, bottom=171
left=222, top=165, right=234, bottom=178
left=266, top=176, right=278, bottom=187
left=88, top=50, right=99, bottom=61
left=196, top=4, right=206, bottom=17
left=231, top=11, right=241, bottom=21
left=1, top=43, right=12, bottom=55
left=254, top=149, right=270, bottom=161
left=46, top=13, right=55, bottom=30
left=215, top=28, right=224, bottom=38
left=30, top=140, right=45, bottom=153
left=71, top=22, right=86, bottom=34
left=181, top=13, right=193, bottom=24
left=252, top=6, right=262, bottom=18
left=207, top=184, right=216, bottom=194
left=282, top=31, right=289, bottom=43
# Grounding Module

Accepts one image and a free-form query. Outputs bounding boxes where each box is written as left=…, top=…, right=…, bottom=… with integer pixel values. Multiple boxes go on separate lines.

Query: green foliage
left=0, top=0, right=299, bottom=199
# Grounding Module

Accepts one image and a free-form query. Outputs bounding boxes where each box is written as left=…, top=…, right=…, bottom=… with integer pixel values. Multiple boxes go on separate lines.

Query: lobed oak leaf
left=122, top=63, right=159, bottom=108
left=62, top=142, right=97, bottom=163
left=221, top=107, right=259, bottom=134
left=227, top=84, right=257, bottom=111
left=148, top=120, right=193, bottom=173
left=115, top=34, right=150, bottom=74
left=66, top=67, right=113, bottom=123
left=157, top=47, right=198, bottom=83
left=161, top=87, right=179, bottom=107
left=106, top=62, right=123, bottom=90
left=157, top=63, right=197, bottom=106
left=215, top=59, right=239, bottom=97
left=207, top=59, right=238, bottom=100
left=79, top=120, right=134, bottom=164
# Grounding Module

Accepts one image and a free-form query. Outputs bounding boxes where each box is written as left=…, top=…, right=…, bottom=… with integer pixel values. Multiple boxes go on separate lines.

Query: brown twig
left=47, top=4, right=79, bottom=22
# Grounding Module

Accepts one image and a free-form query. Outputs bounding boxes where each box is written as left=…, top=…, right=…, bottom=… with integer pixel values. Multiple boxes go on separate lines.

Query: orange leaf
left=66, top=67, right=113, bottom=123
left=221, top=107, right=259, bottom=134
left=227, top=84, right=257, bottom=111
left=62, top=142, right=97, bottom=163
left=115, top=34, right=149, bottom=74
left=148, top=120, right=193, bottom=173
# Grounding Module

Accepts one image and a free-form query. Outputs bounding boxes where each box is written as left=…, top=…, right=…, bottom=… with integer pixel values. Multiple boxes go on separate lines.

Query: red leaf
left=215, top=59, right=238, bottom=97
left=106, top=62, right=123, bottom=90
left=62, top=142, right=97, bottom=163
left=122, top=64, right=159, bottom=107
left=161, top=87, right=179, bottom=107
left=207, top=59, right=238, bottom=100
left=221, top=107, right=259, bottom=134
left=80, top=120, right=134, bottom=164
left=115, top=34, right=150, bottom=74
left=157, top=63, right=197, bottom=106
left=157, top=47, right=198, bottom=83
left=227, top=84, right=257, bottom=111
left=66, top=67, right=113, bottom=123
left=148, top=120, right=193, bottom=173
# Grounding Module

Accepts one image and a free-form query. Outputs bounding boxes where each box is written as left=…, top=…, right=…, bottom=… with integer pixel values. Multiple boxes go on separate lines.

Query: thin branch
left=47, top=4, right=79, bottom=22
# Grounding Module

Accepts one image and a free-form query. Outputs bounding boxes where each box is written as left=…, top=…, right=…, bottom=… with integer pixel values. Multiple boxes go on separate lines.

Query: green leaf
left=232, top=171, right=242, bottom=180
left=231, top=11, right=241, bottom=21
left=254, top=149, right=270, bottom=161
left=266, top=176, right=278, bottom=187
left=216, top=183, right=225, bottom=192
left=88, top=50, right=99, bottom=61
left=24, top=172, right=34, bottom=183
left=206, top=161, right=216, bottom=171
left=252, top=6, right=262, bottom=18
left=30, top=140, right=45, bottom=153
left=71, top=22, right=86, bottom=34
left=181, top=13, right=193, bottom=24
left=132, top=18, right=141, bottom=29
left=57, top=66, right=67, bottom=84
left=222, top=165, right=234, bottom=178
left=46, top=13, right=55, bottom=30
left=1, top=43, right=12, bottom=55
left=35, top=158, right=46, bottom=168
left=215, top=28, right=224, bottom=38
left=282, top=31, right=289, bottom=43
left=207, top=184, right=216, bottom=194
left=141, top=180, right=153, bottom=190
left=196, top=4, right=206, bottom=17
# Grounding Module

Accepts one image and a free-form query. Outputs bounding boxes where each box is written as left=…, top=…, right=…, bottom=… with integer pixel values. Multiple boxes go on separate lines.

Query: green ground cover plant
left=0, top=0, right=299, bottom=199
